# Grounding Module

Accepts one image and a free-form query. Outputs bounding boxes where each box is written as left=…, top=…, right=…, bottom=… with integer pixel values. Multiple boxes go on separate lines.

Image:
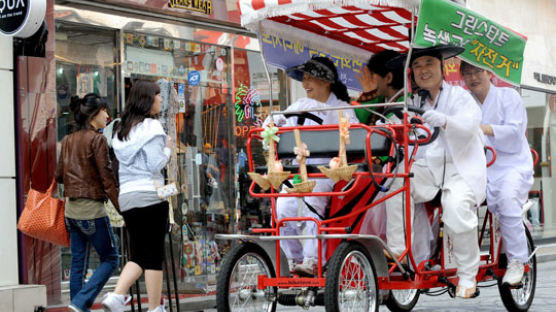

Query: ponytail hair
left=331, top=80, right=350, bottom=103
left=70, top=93, right=107, bottom=131
left=311, top=56, right=350, bottom=103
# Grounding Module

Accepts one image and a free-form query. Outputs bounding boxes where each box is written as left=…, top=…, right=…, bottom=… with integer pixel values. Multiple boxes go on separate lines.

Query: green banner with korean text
left=415, top=0, right=527, bottom=85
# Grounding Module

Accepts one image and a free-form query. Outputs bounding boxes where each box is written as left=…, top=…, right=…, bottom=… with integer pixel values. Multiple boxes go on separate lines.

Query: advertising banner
left=261, top=33, right=366, bottom=91
left=415, top=0, right=527, bottom=85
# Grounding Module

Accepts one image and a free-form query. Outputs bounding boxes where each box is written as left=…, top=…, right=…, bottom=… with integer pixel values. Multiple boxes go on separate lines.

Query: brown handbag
left=17, top=180, right=70, bottom=247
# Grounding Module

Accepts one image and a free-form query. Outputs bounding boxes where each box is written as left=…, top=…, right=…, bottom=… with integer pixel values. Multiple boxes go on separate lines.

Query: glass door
left=124, top=33, right=233, bottom=292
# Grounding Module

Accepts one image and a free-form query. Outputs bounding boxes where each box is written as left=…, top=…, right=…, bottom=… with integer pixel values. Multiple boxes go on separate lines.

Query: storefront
left=467, top=0, right=556, bottom=238
left=16, top=0, right=286, bottom=308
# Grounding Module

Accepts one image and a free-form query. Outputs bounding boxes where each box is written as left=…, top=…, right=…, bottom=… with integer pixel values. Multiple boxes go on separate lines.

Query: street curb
left=535, top=243, right=556, bottom=263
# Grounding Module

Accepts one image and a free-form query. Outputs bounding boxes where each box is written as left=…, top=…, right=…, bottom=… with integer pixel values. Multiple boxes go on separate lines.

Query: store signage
left=234, top=83, right=263, bottom=137
left=168, top=0, right=212, bottom=15
left=188, top=70, right=201, bottom=86
left=0, top=0, right=45, bottom=38
left=533, top=72, right=556, bottom=86
left=415, top=0, right=527, bottom=86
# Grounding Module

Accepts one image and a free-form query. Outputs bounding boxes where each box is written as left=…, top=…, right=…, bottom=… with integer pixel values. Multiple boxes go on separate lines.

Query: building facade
left=2, top=0, right=556, bottom=310
left=7, top=0, right=287, bottom=309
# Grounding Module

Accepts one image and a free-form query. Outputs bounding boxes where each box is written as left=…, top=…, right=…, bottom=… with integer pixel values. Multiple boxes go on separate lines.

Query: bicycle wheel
left=324, top=241, right=379, bottom=312
left=216, top=242, right=277, bottom=312
left=498, top=226, right=536, bottom=312
left=385, top=289, right=420, bottom=312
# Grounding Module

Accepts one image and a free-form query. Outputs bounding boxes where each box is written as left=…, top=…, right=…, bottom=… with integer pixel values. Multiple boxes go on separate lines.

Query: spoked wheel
left=216, top=242, right=277, bottom=312
left=385, top=289, right=420, bottom=312
left=498, top=226, right=536, bottom=312
left=324, top=241, right=379, bottom=312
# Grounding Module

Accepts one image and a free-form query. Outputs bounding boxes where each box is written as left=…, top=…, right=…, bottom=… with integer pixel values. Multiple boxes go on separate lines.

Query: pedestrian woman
left=102, top=80, right=171, bottom=312
left=55, top=93, right=120, bottom=312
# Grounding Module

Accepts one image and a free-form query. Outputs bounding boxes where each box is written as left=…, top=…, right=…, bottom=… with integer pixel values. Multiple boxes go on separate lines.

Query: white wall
left=0, top=35, right=18, bottom=286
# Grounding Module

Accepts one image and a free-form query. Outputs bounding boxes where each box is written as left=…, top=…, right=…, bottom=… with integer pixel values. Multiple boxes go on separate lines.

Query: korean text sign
left=260, top=33, right=365, bottom=91
left=415, top=0, right=527, bottom=85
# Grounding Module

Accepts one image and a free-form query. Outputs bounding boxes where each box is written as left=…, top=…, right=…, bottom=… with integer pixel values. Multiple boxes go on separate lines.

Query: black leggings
left=122, top=201, right=169, bottom=270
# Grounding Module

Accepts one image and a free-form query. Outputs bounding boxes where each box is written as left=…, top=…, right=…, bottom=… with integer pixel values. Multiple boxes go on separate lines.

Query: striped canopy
left=238, top=0, right=420, bottom=54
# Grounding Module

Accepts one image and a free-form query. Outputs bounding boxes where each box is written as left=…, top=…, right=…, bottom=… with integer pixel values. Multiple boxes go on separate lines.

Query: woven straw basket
left=318, top=164, right=358, bottom=182
left=285, top=180, right=316, bottom=193
left=267, top=171, right=291, bottom=189
left=248, top=172, right=271, bottom=191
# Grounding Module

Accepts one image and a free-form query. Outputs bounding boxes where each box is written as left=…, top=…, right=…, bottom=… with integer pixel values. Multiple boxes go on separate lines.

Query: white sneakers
left=102, top=292, right=131, bottom=312
left=148, top=305, right=166, bottom=312
left=294, top=258, right=318, bottom=277
left=67, top=304, right=82, bottom=312
left=287, top=258, right=301, bottom=272
left=503, top=259, right=525, bottom=286
left=455, top=279, right=478, bottom=299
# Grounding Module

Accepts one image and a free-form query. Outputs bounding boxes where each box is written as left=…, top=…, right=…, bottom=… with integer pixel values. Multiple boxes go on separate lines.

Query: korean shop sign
left=0, top=0, right=45, bottom=38
left=415, top=0, right=527, bottom=85
left=261, top=32, right=366, bottom=91
left=168, top=0, right=212, bottom=15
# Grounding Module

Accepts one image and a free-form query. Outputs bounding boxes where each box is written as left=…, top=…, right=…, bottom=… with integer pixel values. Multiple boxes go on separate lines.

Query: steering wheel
left=284, top=112, right=324, bottom=125
left=381, top=104, right=440, bottom=145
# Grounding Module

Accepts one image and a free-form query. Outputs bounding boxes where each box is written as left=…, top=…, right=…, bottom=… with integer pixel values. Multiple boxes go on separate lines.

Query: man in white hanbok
left=461, top=61, right=533, bottom=286
left=264, top=56, right=358, bottom=276
left=386, top=45, right=486, bottom=298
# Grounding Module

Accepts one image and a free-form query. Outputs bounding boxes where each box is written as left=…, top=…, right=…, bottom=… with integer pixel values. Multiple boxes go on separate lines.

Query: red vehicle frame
left=216, top=1, right=536, bottom=311
left=216, top=112, right=537, bottom=312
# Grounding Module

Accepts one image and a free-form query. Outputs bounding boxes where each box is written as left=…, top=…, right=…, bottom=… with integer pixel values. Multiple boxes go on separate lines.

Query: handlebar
left=485, top=146, right=496, bottom=167
left=531, top=148, right=539, bottom=167
left=382, top=105, right=440, bottom=145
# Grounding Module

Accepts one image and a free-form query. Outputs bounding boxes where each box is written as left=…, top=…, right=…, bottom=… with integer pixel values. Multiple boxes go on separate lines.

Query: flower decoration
left=293, top=143, right=310, bottom=163
left=261, top=124, right=279, bottom=147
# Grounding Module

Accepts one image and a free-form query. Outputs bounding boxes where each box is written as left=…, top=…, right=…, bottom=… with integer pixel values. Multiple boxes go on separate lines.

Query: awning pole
left=404, top=8, right=416, bottom=113
left=257, top=22, right=274, bottom=113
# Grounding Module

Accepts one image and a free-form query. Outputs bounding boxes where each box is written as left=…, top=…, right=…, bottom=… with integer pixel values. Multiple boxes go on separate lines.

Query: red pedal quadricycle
left=216, top=1, right=537, bottom=311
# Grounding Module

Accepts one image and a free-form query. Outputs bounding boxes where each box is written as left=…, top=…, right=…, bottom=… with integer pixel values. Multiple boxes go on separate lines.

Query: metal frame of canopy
left=238, top=0, right=420, bottom=114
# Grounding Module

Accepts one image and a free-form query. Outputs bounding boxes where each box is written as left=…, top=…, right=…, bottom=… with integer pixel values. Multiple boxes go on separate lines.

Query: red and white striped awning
left=238, top=0, right=420, bottom=54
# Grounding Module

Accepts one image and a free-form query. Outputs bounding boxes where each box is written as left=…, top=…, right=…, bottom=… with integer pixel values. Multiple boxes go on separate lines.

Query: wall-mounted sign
left=188, top=70, right=201, bottom=86
left=533, top=72, right=556, bottom=86
left=168, top=0, right=212, bottom=15
left=0, top=0, right=46, bottom=38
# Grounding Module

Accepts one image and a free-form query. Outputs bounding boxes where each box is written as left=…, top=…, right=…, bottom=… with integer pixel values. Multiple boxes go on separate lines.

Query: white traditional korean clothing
left=385, top=82, right=485, bottom=284
left=267, top=93, right=357, bottom=262
left=480, top=84, right=533, bottom=263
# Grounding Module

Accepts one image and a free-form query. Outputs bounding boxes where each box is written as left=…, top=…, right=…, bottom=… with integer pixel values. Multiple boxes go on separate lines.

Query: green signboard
left=415, top=0, right=527, bottom=85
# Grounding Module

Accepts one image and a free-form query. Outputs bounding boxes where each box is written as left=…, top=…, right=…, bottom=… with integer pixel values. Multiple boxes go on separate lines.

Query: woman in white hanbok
left=264, top=56, right=358, bottom=276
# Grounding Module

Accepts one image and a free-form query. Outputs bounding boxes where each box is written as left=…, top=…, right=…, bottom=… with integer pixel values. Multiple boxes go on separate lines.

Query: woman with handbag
left=55, top=93, right=120, bottom=312
left=102, top=80, right=172, bottom=312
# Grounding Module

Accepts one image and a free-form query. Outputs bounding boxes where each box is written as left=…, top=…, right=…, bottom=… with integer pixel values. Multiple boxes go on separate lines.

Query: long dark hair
left=367, top=50, right=403, bottom=90
left=118, top=80, right=161, bottom=141
left=312, top=56, right=351, bottom=103
left=69, top=93, right=107, bottom=131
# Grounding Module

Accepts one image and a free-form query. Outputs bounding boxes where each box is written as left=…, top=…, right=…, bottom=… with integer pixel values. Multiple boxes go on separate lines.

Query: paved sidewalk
left=82, top=242, right=556, bottom=312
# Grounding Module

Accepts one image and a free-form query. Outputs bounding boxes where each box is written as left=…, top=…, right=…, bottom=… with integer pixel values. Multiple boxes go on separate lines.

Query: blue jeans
left=65, top=217, right=119, bottom=311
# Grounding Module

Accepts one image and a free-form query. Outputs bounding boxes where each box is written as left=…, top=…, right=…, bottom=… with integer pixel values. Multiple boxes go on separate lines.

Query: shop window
left=55, top=22, right=120, bottom=140
left=231, top=49, right=287, bottom=230
left=124, top=31, right=237, bottom=289
left=54, top=21, right=121, bottom=303
left=523, top=88, right=556, bottom=232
